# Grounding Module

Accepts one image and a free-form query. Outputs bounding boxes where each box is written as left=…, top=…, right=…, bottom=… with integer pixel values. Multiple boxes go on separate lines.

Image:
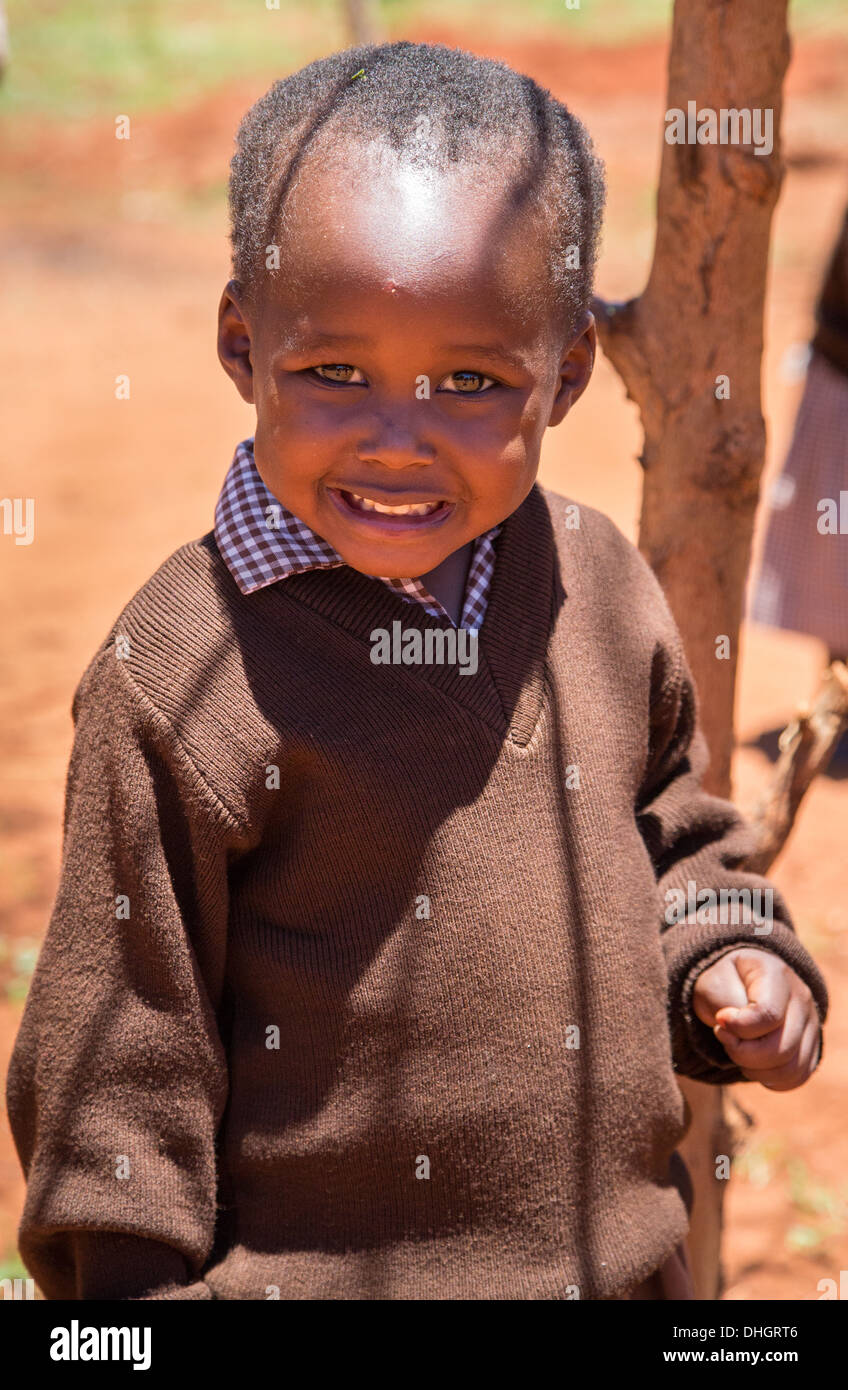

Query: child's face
left=219, top=140, right=595, bottom=577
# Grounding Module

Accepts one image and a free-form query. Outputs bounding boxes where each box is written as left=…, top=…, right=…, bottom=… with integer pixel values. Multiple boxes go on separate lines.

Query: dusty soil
left=1, top=20, right=846, bottom=1299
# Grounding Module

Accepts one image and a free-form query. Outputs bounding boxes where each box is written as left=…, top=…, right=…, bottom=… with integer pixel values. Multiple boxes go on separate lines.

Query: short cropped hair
left=228, top=41, right=606, bottom=335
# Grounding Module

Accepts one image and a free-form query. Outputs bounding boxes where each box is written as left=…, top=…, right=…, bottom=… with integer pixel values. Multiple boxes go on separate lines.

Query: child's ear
left=217, top=281, right=255, bottom=404
left=548, top=310, right=596, bottom=426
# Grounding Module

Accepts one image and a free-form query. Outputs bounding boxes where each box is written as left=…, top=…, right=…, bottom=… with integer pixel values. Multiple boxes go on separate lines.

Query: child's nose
left=355, top=408, right=437, bottom=470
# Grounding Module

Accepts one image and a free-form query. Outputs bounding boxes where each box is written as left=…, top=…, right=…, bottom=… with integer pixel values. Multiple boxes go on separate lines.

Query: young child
left=7, top=42, right=828, bottom=1302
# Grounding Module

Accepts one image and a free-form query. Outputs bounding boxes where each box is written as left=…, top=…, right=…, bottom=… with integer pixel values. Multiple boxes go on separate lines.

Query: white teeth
left=348, top=492, right=441, bottom=516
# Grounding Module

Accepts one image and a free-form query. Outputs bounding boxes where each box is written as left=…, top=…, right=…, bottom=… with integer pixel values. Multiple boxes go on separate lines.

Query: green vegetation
left=0, top=0, right=336, bottom=120
left=0, top=1248, right=28, bottom=1283
left=1, top=0, right=845, bottom=122
left=0, top=933, right=39, bottom=1004
left=734, top=1135, right=848, bottom=1258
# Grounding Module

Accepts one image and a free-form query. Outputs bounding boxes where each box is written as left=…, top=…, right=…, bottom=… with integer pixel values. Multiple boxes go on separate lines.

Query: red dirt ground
left=1, top=22, right=846, bottom=1300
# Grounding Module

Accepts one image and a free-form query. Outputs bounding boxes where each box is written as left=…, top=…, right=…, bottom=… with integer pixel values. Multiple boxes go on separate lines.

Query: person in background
left=751, top=197, right=848, bottom=681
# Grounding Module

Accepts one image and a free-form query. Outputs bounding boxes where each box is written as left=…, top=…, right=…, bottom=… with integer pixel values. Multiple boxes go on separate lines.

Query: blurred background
left=1, top=0, right=846, bottom=1299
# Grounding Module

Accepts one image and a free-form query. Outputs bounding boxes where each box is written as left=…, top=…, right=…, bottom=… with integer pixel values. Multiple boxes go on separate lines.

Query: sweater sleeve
left=5, top=641, right=241, bottom=1299
left=636, top=626, right=829, bottom=1086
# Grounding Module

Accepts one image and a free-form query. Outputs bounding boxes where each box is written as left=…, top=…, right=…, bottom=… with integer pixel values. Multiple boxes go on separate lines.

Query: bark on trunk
left=593, top=0, right=791, bottom=1299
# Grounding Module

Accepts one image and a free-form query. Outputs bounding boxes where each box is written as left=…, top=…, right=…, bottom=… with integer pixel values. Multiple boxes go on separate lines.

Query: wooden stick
left=746, top=662, right=848, bottom=875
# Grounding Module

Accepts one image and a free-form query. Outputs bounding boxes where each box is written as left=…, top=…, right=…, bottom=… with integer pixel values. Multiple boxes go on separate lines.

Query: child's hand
left=691, top=947, right=822, bottom=1090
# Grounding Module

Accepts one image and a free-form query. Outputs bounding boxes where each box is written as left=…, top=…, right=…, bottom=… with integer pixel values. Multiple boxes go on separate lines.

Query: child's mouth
left=328, top=488, right=454, bottom=531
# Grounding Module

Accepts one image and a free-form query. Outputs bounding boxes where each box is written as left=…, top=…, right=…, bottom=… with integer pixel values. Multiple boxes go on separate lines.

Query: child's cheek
left=261, top=381, right=349, bottom=455
left=443, top=389, right=534, bottom=459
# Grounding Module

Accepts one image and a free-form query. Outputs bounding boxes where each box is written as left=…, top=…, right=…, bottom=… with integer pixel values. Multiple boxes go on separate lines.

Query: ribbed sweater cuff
left=664, top=924, right=829, bottom=1085
left=70, top=1232, right=213, bottom=1300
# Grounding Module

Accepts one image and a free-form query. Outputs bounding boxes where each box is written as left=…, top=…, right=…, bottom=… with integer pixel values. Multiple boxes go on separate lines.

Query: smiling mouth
left=330, top=488, right=454, bottom=526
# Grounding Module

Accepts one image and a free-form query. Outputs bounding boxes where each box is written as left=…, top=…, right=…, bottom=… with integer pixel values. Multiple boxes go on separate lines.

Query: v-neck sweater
left=6, top=484, right=828, bottom=1301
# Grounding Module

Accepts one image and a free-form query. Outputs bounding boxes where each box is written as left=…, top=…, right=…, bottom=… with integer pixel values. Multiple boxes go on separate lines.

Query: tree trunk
left=341, top=0, right=382, bottom=46
left=594, top=0, right=791, bottom=1299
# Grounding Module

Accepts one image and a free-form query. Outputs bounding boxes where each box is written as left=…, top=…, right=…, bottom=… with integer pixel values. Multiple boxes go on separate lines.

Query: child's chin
left=338, top=540, right=447, bottom=579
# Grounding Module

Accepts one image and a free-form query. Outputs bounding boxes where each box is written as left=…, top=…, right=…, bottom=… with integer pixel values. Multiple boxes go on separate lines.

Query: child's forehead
left=262, top=139, right=555, bottom=318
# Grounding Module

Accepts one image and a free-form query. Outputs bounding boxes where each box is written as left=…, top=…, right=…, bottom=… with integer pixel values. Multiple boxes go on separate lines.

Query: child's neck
left=419, top=542, right=473, bottom=627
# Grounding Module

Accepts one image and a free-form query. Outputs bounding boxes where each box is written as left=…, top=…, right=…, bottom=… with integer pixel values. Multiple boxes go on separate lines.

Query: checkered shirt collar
left=214, top=439, right=501, bottom=631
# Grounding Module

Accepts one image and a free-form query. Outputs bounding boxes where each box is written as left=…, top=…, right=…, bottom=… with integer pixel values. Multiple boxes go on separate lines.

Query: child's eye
left=438, top=371, right=497, bottom=394
left=311, top=364, right=367, bottom=384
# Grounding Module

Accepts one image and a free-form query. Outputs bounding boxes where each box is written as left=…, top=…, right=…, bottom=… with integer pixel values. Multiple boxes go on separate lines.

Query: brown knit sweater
left=6, top=484, right=828, bottom=1301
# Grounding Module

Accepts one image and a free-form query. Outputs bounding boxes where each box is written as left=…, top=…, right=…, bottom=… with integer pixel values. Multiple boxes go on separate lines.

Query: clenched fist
left=692, top=947, right=823, bottom=1090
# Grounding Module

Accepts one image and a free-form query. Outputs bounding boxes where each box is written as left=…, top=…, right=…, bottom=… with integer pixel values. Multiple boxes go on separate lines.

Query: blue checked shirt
left=214, top=438, right=501, bottom=630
